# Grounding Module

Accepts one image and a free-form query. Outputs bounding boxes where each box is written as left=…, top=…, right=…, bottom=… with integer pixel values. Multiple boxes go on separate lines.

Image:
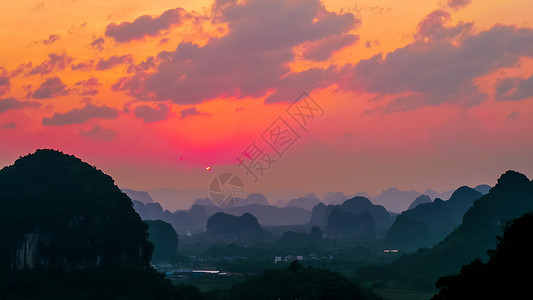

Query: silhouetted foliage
left=0, top=149, right=153, bottom=270
left=204, top=261, right=382, bottom=300
left=0, top=263, right=201, bottom=300
left=433, top=212, right=533, bottom=299
left=0, top=149, right=199, bottom=299
left=310, top=226, right=323, bottom=239
left=206, top=212, right=272, bottom=241
left=356, top=170, right=533, bottom=290
left=386, top=214, right=431, bottom=246
left=386, top=187, right=483, bottom=249
left=310, top=197, right=392, bottom=232
left=326, top=207, right=376, bottom=238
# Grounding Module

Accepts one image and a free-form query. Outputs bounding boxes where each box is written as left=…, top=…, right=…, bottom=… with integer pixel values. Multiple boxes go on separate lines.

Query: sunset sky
left=1, top=0, right=532, bottom=204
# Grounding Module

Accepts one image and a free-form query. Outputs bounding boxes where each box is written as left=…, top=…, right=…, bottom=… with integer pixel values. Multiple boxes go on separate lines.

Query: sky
left=1, top=0, right=533, bottom=204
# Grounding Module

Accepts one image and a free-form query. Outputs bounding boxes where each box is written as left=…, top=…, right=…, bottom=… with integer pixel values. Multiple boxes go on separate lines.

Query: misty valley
left=0, top=149, right=532, bottom=299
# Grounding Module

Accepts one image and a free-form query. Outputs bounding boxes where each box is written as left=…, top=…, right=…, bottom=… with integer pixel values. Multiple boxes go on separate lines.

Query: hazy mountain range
left=356, top=170, right=533, bottom=290
left=124, top=185, right=472, bottom=216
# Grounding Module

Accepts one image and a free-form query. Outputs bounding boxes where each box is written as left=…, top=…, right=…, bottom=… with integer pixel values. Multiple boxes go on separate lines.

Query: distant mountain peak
left=407, top=195, right=432, bottom=210
left=448, top=186, right=482, bottom=203
left=343, top=196, right=373, bottom=206
left=493, top=170, right=530, bottom=192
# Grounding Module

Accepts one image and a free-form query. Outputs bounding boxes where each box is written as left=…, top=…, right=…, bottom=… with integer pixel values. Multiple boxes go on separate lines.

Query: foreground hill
left=204, top=261, right=381, bottom=300
left=433, top=212, right=533, bottom=299
left=0, top=149, right=152, bottom=270
left=357, top=170, right=533, bottom=290
left=0, top=149, right=198, bottom=299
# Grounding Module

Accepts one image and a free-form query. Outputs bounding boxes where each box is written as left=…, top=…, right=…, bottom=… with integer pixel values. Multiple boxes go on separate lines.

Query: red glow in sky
left=1, top=0, right=533, bottom=202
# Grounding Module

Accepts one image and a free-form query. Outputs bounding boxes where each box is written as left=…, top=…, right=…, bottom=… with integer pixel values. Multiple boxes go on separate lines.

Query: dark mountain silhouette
left=385, top=215, right=431, bottom=247
left=0, top=149, right=198, bottom=299
left=473, top=184, right=491, bottom=195
left=0, top=149, right=152, bottom=271
left=433, top=212, right=533, bottom=299
left=386, top=186, right=482, bottom=247
left=342, top=197, right=392, bottom=229
left=403, top=186, right=482, bottom=230
left=326, top=207, right=376, bottom=238
left=133, top=201, right=311, bottom=234
left=206, top=212, right=272, bottom=240
left=145, top=220, right=179, bottom=264
left=371, top=188, right=455, bottom=213
left=286, top=194, right=320, bottom=210
left=122, top=188, right=154, bottom=204
left=358, top=170, right=533, bottom=290
left=423, top=189, right=455, bottom=203
left=133, top=200, right=150, bottom=219
left=146, top=202, right=164, bottom=219
left=276, top=226, right=323, bottom=249
left=135, top=201, right=197, bottom=234
left=204, top=261, right=381, bottom=300
left=310, top=196, right=392, bottom=233
left=309, top=202, right=328, bottom=229
left=203, top=203, right=310, bottom=228
left=407, top=195, right=432, bottom=210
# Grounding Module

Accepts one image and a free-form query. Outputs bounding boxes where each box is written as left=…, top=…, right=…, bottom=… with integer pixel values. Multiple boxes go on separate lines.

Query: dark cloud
left=301, top=34, right=358, bottom=61
left=71, top=61, right=94, bottom=71
left=105, top=8, right=189, bottom=42
left=23, top=85, right=33, bottom=99
left=117, top=0, right=358, bottom=105
left=446, top=0, right=472, bottom=9
left=80, top=124, right=115, bottom=141
left=68, top=22, right=87, bottom=34
left=495, top=75, right=533, bottom=101
left=414, top=10, right=472, bottom=42
left=365, top=40, right=380, bottom=48
left=127, top=56, right=156, bottom=73
left=33, top=77, right=68, bottom=99
left=42, top=103, right=119, bottom=126
left=25, top=53, right=73, bottom=77
left=112, top=73, right=151, bottom=101
left=348, top=12, right=533, bottom=112
left=133, top=103, right=170, bottom=123
left=90, top=37, right=105, bottom=51
left=0, top=76, right=9, bottom=96
left=10, top=63, right=30, bottom=77
left=96, top=55, right=133, bottom=70
left=159, top=37, right=171, bottom=45
left=29, top=34, right=60, bottom=47
left=42, top=34, right=60, bottom=45
left=1, top=122, right=16, bottom=129
left=264, top=65, right=344, bottom=103
left=0, top=98, right=41, bottom=113
left=180, top=107, right=208, bottom=119
left=74, top=77, right=101, bottom=96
